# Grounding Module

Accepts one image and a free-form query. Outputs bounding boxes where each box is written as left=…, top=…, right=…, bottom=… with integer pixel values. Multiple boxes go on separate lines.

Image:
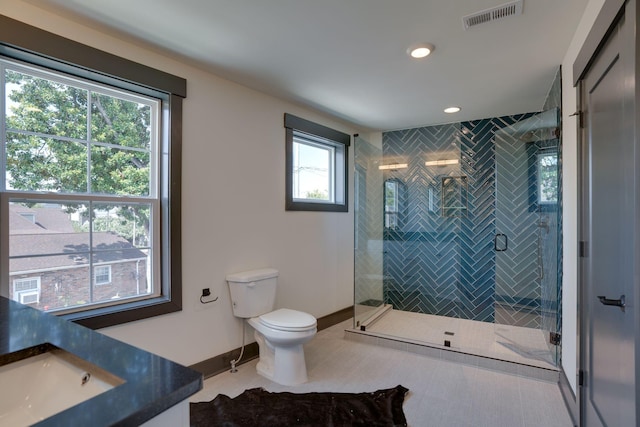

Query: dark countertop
left=0, top=297, right=203, bottom=426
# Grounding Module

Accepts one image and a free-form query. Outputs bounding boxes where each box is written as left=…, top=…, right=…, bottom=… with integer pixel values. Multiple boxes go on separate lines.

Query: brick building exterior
left=9, top=204, right=149, bottom=312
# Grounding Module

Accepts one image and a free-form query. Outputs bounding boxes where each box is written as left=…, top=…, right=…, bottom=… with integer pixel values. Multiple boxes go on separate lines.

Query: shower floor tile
left=356, top=309, right=556, bottom=370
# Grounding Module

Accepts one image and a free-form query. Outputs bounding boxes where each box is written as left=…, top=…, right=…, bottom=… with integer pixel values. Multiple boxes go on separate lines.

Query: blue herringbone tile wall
left=383, top=123, right=464, bottom=317
left=459, top=119, right=499, bottom=322
left=381, top=111, right=560, bottom=325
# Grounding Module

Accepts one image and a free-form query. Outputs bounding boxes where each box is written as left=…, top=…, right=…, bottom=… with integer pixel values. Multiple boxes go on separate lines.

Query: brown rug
left=190, top=385, right=409, bottom=427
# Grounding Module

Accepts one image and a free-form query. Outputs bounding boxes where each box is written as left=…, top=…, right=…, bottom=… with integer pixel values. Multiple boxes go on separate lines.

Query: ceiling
left=30, top=0, right=588, bottom=131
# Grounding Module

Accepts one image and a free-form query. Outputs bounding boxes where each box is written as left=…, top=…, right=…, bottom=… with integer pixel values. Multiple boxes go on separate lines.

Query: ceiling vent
left=462, top=0, right=523, bottom=30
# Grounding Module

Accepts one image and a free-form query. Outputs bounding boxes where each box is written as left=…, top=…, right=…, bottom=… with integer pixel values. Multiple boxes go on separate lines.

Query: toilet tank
left=226, top=268, right=279, bottom=318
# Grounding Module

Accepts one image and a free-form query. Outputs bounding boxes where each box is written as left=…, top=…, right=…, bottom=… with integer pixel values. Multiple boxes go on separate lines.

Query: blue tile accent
left=459, top=119, right=497, bottom=322
left=381, top=111, right=560, bottom=326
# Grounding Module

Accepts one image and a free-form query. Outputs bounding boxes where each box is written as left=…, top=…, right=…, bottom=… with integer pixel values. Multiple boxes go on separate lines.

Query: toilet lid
left=259, top=308, right=317, bottom=331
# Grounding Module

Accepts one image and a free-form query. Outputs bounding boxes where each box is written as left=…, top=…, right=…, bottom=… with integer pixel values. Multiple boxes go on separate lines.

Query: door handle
left=597, top=294, right=625, bottom=312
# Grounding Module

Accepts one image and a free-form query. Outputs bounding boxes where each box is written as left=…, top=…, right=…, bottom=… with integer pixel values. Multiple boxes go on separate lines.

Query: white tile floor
left=191, top=319, right=573, bottom=427
left=361, top=309, right=557, bottom=369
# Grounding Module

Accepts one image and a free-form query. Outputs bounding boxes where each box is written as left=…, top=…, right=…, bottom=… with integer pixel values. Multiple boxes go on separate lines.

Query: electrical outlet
left=202, top=288, right=211, bottom=297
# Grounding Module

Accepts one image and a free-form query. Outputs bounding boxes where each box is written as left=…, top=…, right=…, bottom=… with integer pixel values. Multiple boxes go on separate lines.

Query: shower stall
left=353, top=71, right=562, bottom=367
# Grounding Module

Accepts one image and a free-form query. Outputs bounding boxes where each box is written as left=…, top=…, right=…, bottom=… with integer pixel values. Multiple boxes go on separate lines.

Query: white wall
left=561, top=0, right=606, bottom=394
left=0, top=2, right=358, bottom=366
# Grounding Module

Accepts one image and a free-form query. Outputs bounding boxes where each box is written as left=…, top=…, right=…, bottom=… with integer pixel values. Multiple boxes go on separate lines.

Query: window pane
left=538, top=153, right=558, bottom=204
left=292, top=139, right=333, bottom=202
left=9, top=244, right=150, bottom=311
left=90, top=203, right=151, bottom=248
left=90, top=145, right=150, bottom=196
left=94, top=265, right=111, bottom=285
left=14, top=278, right=39, bottom=292
left=9, top=201, right=89, bottom=257
left=5, top=69, right=88, bottom=140
left=384, top=181, right=398, bottom=229
left=92, top=250, right=150, bottom=302
left=91, top=92, right=152, bottom=150
left=285, top=115, right=348, bottom=212
left=385, top=181, right=398, bottom=212
left=10, top=254, right=90, bottom=311
left=7, top=200, right=151, bottom=312
left=6, top=133, right=88, bottom=192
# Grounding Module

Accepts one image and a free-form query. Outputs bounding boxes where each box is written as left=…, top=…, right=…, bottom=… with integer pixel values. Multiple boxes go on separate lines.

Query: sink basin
left=0, top=346, right=124, bottom=426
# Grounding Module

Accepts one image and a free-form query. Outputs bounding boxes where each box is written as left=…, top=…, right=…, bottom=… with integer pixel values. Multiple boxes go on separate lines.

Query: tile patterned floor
left=192, top=319, right=572, bottom=427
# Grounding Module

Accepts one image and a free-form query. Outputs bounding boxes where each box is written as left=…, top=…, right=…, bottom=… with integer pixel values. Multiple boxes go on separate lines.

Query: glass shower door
left=494, top=108, right=560, bottom=365
left=353, top=135, right=386, bottom=328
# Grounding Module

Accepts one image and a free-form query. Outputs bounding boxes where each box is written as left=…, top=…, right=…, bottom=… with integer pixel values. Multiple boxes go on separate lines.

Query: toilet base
left=254, top=331, right=309, bottom=386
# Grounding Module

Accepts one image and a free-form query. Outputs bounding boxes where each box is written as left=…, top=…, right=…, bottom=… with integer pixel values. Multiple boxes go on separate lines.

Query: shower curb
left=358, top=304, right=393, bottom=330
left=344, top=329, right=559, bottom=383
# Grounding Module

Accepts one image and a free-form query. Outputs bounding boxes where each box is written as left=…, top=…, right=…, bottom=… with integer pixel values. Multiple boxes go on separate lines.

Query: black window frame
left=284, top=113, right=350, bottom=212
left=0, top=15, right=185, bottom=329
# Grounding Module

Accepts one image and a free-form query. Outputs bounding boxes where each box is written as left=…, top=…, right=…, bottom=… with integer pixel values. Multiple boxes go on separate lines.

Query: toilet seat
left=258, top=308, right=316, bottom=332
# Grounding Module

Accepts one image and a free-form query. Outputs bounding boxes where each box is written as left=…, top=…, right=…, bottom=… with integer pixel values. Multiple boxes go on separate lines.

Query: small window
left=94, top=265, right=112, bottom=285
left=284, top=114, right=349, bottom=212
left=293, top=138, right=335, bottom=202
left=538, top=152, right=558, bottom=204
left=384, top=180, right=398, bottom=229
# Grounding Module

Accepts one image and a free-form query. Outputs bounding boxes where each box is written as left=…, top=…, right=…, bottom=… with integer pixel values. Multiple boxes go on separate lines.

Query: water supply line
left=537, top=216, right=547, bottom=280
left=230, top=321, right=246, bottom=373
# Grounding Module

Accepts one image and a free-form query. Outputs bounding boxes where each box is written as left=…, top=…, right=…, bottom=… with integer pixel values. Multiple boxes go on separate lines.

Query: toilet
left=226, top=268, right=317, bottom=386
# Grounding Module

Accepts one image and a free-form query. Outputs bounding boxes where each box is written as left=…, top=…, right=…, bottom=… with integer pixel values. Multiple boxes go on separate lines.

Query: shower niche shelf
left=441, top=176, right=468, bottom=217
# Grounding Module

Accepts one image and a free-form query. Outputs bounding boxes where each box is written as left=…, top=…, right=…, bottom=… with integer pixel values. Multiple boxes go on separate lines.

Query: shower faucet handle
left=494, top=233, right=508, bottom=252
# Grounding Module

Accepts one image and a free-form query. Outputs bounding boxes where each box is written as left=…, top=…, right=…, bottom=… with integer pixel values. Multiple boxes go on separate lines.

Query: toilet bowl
left=248, top=308, right=316, bottom=386
left=226, top=269, right=317, bottom=386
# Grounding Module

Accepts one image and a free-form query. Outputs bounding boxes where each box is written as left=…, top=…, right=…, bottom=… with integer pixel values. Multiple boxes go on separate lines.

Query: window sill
left=62, top=295, right=181, bottom=330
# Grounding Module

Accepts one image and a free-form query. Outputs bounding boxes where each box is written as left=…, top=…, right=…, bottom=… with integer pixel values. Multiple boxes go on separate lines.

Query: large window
left=0, top=16, right=185, bottom=328
left=284, top=113, right=349, bottom=212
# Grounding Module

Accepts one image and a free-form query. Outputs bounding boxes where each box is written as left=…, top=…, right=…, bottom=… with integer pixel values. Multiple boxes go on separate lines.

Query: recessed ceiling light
left=407, top=43, right=435, bottom=59
left=444, top=106, right=461, bottom=114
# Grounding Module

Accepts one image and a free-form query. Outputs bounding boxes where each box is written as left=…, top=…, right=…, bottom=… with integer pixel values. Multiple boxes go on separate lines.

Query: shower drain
left=443, top=331, right=455, bottom=347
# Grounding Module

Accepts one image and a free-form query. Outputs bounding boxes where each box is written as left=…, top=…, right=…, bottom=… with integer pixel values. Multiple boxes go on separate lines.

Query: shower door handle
left=597, top=295, right=626, bottom=312
left=494, top=234, right=508, bottom=251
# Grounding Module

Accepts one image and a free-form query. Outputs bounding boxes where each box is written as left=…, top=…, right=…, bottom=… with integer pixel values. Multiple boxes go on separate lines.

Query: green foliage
left=385, top=181, right=397, bottom=210
left=84, top=214, right=149, bottom=247
left=305, top=189, right=329, bottom=200
left=5, top=68, right=153, bottom=243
